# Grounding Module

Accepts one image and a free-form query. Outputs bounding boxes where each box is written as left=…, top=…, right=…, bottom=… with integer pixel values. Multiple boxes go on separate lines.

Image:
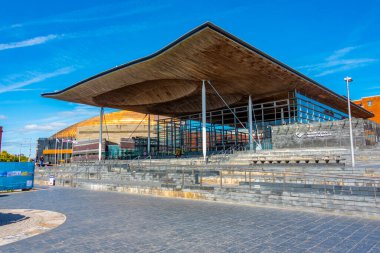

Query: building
left=354, top=95, right=380, bottom=124
left=36, top=138, right=73, bottom=164
left=42, top=22, right=377, bottom=161
left=36, top=110, right=156, bottom=163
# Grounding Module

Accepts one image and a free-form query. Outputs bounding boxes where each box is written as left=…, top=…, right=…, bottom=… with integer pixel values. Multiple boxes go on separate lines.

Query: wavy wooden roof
left=42, top=22, right=373, bottom=119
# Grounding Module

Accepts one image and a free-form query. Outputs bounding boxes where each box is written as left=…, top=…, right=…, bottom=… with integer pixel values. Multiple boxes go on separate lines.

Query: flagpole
left=65, top=140, right=67, bottom=164
left=54, top=137, right=57, bottom=165
left=60, top=138, right=63, bottom=164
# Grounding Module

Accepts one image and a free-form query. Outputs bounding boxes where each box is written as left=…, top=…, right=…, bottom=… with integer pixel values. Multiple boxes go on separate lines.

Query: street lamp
left=344, top=76, right=355, bottom=168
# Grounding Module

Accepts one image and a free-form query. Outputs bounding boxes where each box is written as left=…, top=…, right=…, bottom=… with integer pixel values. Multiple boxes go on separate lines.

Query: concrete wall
left=271, top=118, right=366, bottom=149
left=60, top=181, right=379, bottom=219
left=36, top=164, right=380, bottom=219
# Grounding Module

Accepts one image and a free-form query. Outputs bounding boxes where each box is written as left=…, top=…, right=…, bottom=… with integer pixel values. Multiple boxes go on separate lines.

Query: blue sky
left=0, top=0, right=379, bottom=156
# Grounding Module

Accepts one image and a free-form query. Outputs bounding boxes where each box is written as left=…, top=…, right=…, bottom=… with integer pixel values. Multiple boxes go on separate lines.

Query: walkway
left=1, top=187, right=380, bottom=252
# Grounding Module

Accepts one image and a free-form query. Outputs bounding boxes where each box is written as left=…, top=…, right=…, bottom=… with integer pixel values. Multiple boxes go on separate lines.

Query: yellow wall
left=43, top=149, right=73, bottom=155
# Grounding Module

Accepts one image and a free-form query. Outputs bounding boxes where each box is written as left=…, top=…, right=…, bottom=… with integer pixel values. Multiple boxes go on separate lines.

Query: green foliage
left=0, top=150, right=29, bottom=162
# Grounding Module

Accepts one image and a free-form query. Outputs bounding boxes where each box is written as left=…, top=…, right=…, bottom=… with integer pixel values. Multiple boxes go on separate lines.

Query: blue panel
left=0, top=162, right=35, bottom=191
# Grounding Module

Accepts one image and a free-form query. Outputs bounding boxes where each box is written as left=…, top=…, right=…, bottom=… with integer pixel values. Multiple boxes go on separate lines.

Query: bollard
left=200, top=170, right=203, bottom=187
left=374, top=183, right=377, bottom=203
left=182, top=169, right=185, bottom=189
left=249, top=171, right=251, bottom=190
left=220, top=171, right=223, bottom=189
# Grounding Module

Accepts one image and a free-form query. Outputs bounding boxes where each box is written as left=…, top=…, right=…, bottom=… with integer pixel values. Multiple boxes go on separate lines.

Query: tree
left=0, top=151, right=29, bottom=162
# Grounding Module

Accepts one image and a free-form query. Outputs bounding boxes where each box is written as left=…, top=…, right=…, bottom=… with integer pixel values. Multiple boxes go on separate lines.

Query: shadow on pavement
left=0, top=213, right=29, bottom=226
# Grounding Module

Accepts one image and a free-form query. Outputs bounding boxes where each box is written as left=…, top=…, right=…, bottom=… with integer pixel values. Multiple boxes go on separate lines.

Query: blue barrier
left=0, top=162, right=35, bottom=191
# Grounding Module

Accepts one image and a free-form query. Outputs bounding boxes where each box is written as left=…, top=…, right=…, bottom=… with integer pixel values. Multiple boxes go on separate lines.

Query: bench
left=251, top=155, right=345, bottom=165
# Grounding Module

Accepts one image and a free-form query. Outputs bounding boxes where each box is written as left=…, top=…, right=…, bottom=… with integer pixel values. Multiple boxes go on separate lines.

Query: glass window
left=368, top=101, right=373, bottom=106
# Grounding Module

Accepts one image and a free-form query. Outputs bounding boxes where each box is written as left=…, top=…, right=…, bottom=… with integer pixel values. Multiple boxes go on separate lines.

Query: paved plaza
left=1, top=187, right=380, bottom=253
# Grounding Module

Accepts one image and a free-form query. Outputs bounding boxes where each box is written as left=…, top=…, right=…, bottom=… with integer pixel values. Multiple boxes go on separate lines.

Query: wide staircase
left=37, top=146, right=380, bottom=182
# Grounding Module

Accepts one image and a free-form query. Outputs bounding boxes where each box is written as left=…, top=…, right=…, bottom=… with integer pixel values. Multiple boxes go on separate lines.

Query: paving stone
left=0, top=187, right=379, bottom=252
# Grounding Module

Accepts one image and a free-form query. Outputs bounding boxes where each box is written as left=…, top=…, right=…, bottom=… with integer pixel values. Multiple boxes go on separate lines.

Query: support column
left=157, top=115, right=160, bottom=153
left=202, top=80, right=207, bottom=163
left=221, top=110, right=225, bottom=149
left=99, top=107, right=104, bottom=161
left=248, top=95, right=254, bottom=151
left=234, top=108, right=238, bottom=146
left=147, top=114, right=151, bottom=154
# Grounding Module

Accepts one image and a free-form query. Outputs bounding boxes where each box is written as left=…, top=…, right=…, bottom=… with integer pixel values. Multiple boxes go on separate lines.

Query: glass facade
left=154, top=91, right=348, bottom=155
left=296, top=93, right=348, bottom=123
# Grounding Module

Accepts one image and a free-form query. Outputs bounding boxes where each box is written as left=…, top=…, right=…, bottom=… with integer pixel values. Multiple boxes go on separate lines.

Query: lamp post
left=344, top=76, right=355, bottom=168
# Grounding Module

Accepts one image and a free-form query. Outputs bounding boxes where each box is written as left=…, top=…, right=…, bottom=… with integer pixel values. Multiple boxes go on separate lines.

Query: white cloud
left=5, top=3, right=169, bottom=29
left=24, top=122, right=67, bottom=132
left=6, top=88, right=46, bottom=92
left=367, top=85, right=380, bottom=90
left=0, top=99, right=33, bottom=105
left=38, top=105, right=99, bottom=124
left=0, top=115, right=6, bottom=119
left=0, top=67, right=75, bottom=94
left=298, top=46, right=377, bottom=77
left=326, top=46, right=358, bottom=61
left=0, top=34, right=59, bottom=51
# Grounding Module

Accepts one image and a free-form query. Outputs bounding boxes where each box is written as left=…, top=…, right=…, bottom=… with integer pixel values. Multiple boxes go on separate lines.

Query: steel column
left=345, top=77, right=355, bottom=168
left=98, top=107, right=104, bottom=161
left=248, top=95, right=254, bottom=150
left=157, top=115, right=160, bottom=153
left=202, top=80, right=207, bottom=162
left=147, top=114, right=151, bottom=154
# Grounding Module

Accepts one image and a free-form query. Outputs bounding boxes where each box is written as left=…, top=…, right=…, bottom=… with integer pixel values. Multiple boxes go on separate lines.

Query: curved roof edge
left=42, top=22, right=373, bottom=118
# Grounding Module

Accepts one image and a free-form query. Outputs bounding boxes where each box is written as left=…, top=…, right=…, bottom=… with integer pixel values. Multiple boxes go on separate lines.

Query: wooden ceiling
left=42, top=22, right=373, bottom=119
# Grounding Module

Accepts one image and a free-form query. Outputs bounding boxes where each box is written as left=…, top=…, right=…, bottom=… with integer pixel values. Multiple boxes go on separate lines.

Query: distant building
left=36, top=137, right=73, bottom=164
left=36, top=110, right=156, bottom=163
left=354, top=96, right=380, bottom=124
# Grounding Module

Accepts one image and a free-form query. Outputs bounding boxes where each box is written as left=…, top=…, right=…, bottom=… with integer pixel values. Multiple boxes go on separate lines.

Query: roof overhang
left=42, top=22, right=373, bottom=118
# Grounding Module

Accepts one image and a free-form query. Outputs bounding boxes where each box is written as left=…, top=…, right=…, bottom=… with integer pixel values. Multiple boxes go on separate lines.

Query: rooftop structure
left=42, top=22, right=374, bottom=160
left=42, top=22, right=372, bottom=119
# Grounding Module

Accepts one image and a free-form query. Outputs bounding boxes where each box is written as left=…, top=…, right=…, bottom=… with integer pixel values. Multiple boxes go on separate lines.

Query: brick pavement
left=0, top=187, right=380, bottom=253
left=0, top=209, right=65, bottom=246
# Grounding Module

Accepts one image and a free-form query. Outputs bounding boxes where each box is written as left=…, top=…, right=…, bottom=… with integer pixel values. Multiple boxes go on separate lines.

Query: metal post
left=99, top=107, right=104, bottom=161
left=189, top=116, right=192, bottom=152
left=200, top=170, right=203, bottom=187
left=157, top=115, right=160, bottom=153
left=234, top=108, right=238, bottom=146
left=182, top=169, right=185, bottom=189
left=249, top=171, right=251, bottom=190
left=202, top=80, right=207, bottom=163
left=54, top=137, right=57, bottom=165
left=221, top=110, right=225, bottom=149
left=173, top=120, right=176, bottom=153
left=345, top=77, right=355, bottom=168
left=281, top=108, right=284, bottom=124
left=60, top=139, right=63, bottom=163
left=248, top=95, right=254, bottom=151
left=220, top=171, right=223, bottom=188
left=147, top=114, right=151, bottom=154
